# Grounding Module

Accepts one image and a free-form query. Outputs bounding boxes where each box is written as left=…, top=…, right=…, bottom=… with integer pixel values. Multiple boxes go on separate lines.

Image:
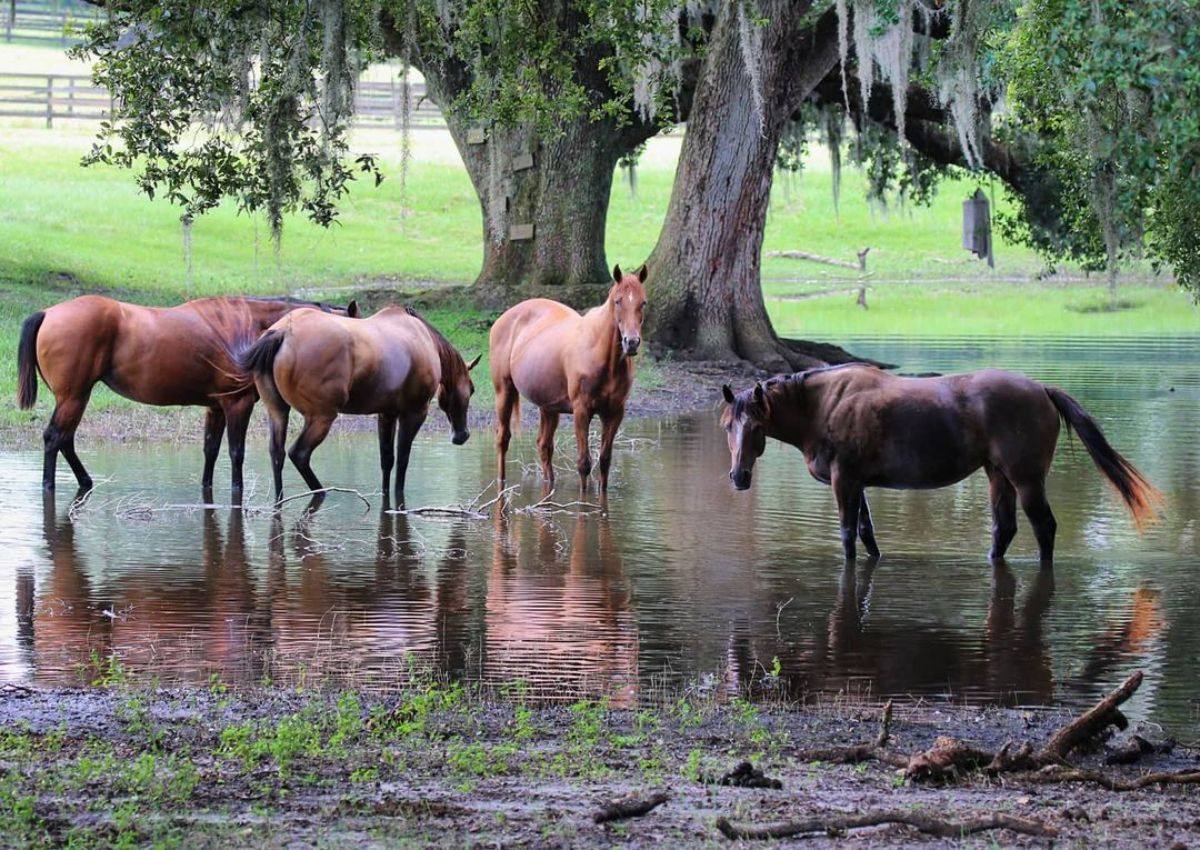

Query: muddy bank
left=1, top=683, right=1196, bottom=848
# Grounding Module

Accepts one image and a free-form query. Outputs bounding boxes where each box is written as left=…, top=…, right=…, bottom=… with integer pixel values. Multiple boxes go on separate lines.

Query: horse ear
left=722, top=384, right=735, bottom=405
left=753, top=383, right=765, bottom=403
left=346, top=300, right=360, bottom=318
left=466, top=353, right=482, bottom=372
left=612, top=264, right=622, bottom=283
left=637, top=263, right=648, bottom=283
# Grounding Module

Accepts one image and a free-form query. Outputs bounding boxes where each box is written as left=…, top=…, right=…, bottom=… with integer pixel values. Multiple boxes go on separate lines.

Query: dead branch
left=511, top=489, right=604, bottom=514
left=715, top=810, right=1056, bottom=840
left=766, top=249, right=863, bottom=271
left=905, top=736, right=996, bottom=782
left=1020, top=766, right=1200, bottom=791
left=1038, top=671, right=1142, bottom=762
left=876, top=699, right=893, bottom=748
left=593, top=792, right=670, bottom=824
left=274, top=487, right=372, bottom=512
left=984, top=740, right=1036, bottom=774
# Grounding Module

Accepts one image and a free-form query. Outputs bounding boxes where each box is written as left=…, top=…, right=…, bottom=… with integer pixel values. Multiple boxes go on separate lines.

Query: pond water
left=1, top=335, right=1197, bottom=735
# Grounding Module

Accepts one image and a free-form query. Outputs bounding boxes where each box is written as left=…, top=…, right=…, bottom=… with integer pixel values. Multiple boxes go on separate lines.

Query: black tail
left=239, top=329, right=285, bottom=378
left=17, top=311, right=45, bottom=410
left=1045, top=386, right=1163, bottom=530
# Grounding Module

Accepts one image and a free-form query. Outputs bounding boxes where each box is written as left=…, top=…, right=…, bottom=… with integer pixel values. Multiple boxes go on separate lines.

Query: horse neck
left=765, top=380, right=815, bottom=450
left=581, top=298, right=625, bottom=373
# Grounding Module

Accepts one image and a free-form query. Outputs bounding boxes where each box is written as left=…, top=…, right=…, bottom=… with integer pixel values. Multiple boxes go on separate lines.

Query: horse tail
left=17, top=311, right=46, bottom=409
left=1045, top=386, right=1163, bottom=530
left=239, top=329, right=285, bottom=379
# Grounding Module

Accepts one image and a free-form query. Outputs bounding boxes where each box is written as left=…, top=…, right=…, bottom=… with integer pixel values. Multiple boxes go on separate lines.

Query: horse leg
left=832, top=471, right=863, bottom=561
left=201, top=406, right=225, bottom=495
left=288, top=415, right=335, bottom=496
left=393, top=411, right=426, bottom=505
left=1016, top=480, right=1057, bottom=565
left=266, top=404, right=290, bottom=503
left=597, top=407, right=625, bottom=492
left=223, top=395, right=254, bottom=502
left=986, top=464, right=1018, bottom=562
left=572, top=405, right=594, bottom=489
left=494, top=383, right=517, bottom=483
left=537, top=409, right=559, bottom=484
left=378, top=414, right=397, bottom=500
left=857, top=492, right=880, bottom=558
left=43, top=396, right=92, bottom=492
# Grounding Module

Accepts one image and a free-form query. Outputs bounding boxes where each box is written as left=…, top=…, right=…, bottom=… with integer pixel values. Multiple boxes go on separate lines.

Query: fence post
left=46, top=76, right=53, bottom=128
left=4, top=0, right=13, bottom=43
left=67, top=75, right=74, bottom=116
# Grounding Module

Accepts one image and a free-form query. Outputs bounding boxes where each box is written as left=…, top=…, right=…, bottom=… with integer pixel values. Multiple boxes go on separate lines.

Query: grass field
left=2, top=44, right=1197, bottom=431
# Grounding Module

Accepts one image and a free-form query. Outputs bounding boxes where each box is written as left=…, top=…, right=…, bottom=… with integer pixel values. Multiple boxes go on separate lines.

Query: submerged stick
left=715, top=810, right=1056, bottom=840
left=593, top=792, right=670, bottom=824
left=274, top=487, right=371, bottom=512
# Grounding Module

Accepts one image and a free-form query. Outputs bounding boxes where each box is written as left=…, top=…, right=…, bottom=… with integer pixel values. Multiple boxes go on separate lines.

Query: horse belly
left=511, top=357, right=570, bottom=412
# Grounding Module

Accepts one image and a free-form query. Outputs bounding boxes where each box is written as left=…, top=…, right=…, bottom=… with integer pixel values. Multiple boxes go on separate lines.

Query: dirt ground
left=1, top=683, right=1197, bottom=849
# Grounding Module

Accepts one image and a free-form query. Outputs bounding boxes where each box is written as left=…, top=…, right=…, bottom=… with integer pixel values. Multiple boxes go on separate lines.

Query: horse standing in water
left=489, top=264, right=647, bottom=491
left=722, top=364, right=1161, bottom=564
left=240, top=305, right=479, bottom=505
left=17, top=294, right=357, bottom=497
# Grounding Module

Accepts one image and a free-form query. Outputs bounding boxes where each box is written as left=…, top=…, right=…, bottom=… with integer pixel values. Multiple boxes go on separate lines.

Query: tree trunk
left=441, top=113, right=635, bottom=288
left=646, top=4, right=847, bottom=371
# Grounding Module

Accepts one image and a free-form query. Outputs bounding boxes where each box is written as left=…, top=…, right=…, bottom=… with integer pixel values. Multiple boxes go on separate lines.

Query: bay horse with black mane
left=17, top=294, right=357, bottom=497
left=722, top=364, right=1162, bottom=564
left=240, top=305, right=479, bottom=505
left=490, top=264, right=647, bottom=491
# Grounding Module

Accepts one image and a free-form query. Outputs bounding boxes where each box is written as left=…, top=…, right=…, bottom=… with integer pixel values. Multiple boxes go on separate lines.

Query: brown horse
left=17, top=294, right=357, bottom=496
left=240, top=305, right=479, bottom=504
left=490, top=264, right=647, bottom=491
left=722, top=364, right=1162, bottom=563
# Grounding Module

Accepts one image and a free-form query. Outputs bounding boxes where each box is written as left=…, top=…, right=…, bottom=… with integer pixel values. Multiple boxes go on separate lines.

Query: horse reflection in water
left=726, top=560, right=1165, bottom=708
left=484, top=507, right=638, bottom=706
left=262, top=509, right=476, bottom=684
left=28, top=497, right=266, bottom=684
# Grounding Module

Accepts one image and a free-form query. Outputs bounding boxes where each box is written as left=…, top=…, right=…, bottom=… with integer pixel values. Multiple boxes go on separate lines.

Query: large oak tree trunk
left=646, top=3, right=847, bottom=371
left=440, top=113, right=640, bottom=288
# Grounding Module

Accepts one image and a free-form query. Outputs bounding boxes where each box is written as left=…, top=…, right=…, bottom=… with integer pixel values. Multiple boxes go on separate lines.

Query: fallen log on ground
left=593, top=792, right=670, bottom=824
left=715, top=810, right=1057, bottom=840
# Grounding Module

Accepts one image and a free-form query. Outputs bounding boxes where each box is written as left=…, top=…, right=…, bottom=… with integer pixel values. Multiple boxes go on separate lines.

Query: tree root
left=593, top=792, right=670, bottom=824
left=1019, top=766, right=1200, bottom=791
left=715, top=810, right=1057, bottom=840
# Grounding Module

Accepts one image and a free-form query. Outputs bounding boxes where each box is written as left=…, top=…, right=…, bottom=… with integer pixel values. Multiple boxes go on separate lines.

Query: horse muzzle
left=621, top=336, right=641, bottom=357
left=452, top=430, right=470, bottom=446
left=730, top=470, right=752, bottom=490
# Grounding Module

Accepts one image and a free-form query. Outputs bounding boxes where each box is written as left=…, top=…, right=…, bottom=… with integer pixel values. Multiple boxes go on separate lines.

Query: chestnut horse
left=17, top=294, right=356, bottom=496
left=240, top=305, right=479, bottom=504
left=722, top=364, right=1161, bottom=564
left=490, top=264, right=647, bottom=491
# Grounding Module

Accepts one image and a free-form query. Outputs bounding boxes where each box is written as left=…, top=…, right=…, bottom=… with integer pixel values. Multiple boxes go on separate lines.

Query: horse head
left=610, top=263, right=648, bottom=357
left=438, top=350, right=481, bottom=445
left=721, top=382, right=770, bottom=490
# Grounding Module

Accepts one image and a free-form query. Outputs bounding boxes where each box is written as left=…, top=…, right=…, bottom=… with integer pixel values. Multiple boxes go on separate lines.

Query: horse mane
left=721, top=363, right=874, bottom=426
left=404, top=305, right=465, bottom=382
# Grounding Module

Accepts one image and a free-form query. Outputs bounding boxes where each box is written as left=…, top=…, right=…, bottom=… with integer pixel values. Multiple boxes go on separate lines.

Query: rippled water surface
left=2, top=336, right=1197, bottom=733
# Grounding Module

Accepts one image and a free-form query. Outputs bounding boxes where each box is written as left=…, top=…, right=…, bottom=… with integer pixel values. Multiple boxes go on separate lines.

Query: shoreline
left=1, top=680, right=1196, bottom=848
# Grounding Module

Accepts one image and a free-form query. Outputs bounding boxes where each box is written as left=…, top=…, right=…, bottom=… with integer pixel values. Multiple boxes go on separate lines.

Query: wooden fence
left=2, top=1, right=96, bottom=46
left=0, top=72, right=447, bottom=130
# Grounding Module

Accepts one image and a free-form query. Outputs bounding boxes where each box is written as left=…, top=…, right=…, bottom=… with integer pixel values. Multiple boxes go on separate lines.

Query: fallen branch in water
left=593, top=792, right=670, bottom=824
left=274, top=487, right=372, bottom=513
left=511, top=488, right=604, bottom=514
left=715, top=810, right=1056, bottom=840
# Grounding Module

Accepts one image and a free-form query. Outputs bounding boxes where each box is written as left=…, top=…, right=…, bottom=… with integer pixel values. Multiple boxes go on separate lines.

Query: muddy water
left=1, top=336, right=1197, bottom=734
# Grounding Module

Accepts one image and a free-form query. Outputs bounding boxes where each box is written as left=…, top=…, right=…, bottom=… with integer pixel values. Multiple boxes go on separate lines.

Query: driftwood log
left=716, top=810, right=1056, bottom=841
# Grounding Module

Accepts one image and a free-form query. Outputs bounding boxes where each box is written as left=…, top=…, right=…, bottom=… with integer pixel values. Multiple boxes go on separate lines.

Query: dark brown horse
left=722, top=364, right=1162, bottom=563
left=489, top=264, right=647, bottom=491
left=17, top=294, right=357, bottom=496
left=240, top=305, right=479, bottom=504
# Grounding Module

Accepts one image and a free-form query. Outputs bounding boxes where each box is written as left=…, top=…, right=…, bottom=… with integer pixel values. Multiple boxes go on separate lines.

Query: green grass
left=769, top=281, right=1200, bottom=339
